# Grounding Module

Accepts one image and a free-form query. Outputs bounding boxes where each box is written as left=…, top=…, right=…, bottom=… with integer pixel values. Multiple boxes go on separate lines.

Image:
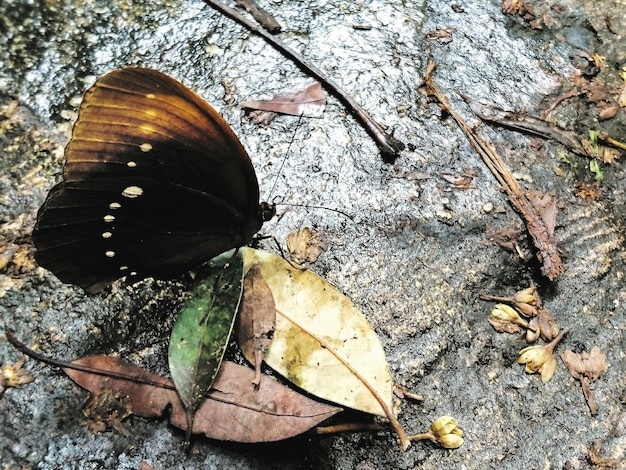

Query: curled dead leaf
left=241, top=81, right=328, bottom=118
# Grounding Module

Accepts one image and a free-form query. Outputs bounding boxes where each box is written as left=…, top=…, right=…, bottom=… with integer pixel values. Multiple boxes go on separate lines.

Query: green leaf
left=589, top=158, right=603, bottom=181
left=168, top=251, right=244, bottom=427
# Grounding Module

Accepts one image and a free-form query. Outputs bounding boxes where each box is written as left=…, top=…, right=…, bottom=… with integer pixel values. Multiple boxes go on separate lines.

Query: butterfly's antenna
left=274, top=199, right=355, bottom=222
left=266, top=113, right=304, bottom=202
left=265, top=114, right=354, bottom=222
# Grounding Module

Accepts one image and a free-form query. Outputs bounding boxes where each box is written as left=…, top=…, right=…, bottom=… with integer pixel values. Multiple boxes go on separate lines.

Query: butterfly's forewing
left=33, top=68, right=264, bottom=293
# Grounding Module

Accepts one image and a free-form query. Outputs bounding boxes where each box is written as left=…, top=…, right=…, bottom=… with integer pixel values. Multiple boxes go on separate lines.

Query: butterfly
left=33, top=67, right=274, bottom=293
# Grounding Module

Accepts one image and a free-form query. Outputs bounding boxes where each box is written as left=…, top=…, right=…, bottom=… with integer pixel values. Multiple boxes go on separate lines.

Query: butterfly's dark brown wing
left=33, top=67, right=263, bottom=292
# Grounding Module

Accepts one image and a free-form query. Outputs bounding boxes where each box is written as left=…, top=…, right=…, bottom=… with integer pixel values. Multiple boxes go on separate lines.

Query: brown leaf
left=487, top=223, right=523, bottom=254
left=236, top=264, right=276, bottom=386
left=597, top=105, right=619, bottom=121
left=286, top=227, right=323, bottom=268
left=65, top=356, right=176, bottom=418
left=241, top=81, right=328, bottom=117
left=64, top=356, right=340, bottom=442
left=171, top=362, right=341, bottom=442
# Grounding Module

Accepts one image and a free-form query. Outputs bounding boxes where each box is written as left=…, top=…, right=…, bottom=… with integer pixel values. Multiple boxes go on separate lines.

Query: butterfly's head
left=260, top=202, right=277, bottom=222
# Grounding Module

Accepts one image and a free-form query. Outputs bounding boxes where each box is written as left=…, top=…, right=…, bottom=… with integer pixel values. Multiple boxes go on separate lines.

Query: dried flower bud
left=489, top=304, right=529, bottom=333
left=439, top=432, right=465, bottom=449
left=431, top=415, right=459, bottom=437
left=408, top=416, right=464, bottom=449
left=491, top=304, right=522, bottom=323
left=518, top=327, right=569, bottom=383
left=513, top=301, right=539, bottom=318
left=536, top=310, right=559, bottom=341
left=513, top=286, right=538, bottom=304
left=525, top=318, right=540, bottom=343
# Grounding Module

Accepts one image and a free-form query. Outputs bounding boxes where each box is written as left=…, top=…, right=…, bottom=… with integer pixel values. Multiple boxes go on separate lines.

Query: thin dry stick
left=5, top=330, right=177, bottom=390
left=424, top=62, right=565, bottom=280
left=202, top=0, right=405, bottom=160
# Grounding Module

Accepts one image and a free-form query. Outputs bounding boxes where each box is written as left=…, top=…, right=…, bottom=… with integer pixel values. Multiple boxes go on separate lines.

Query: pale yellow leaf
left=242, top=248, right=394, bottom=417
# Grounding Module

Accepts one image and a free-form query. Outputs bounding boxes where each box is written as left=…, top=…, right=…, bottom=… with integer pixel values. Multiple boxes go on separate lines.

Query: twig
left=234, top=0, right=281, bottom=34
left=202, top=0, right=405, bottom=161
left=5, top=330, right=176, bottom=390
left=313, top=422, right=387, bottom=435
left=424, top=62, right=565, bottom=280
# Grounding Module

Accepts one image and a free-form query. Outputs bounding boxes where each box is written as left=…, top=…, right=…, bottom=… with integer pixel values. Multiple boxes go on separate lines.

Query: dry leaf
left=286, top=227, right=323, bottom=268
left=598, top=146, right=621, bottom=164
left=574, top=182, right=603, bottom=201
left=560, top=347, right=607, bottom=415
left=236, top=264, right=276, bottom=386
left=241, top=81, right=328, bottom=118
left=242, top=248, right=393, bottom=417
left=64, top=356, right=340, bottom=442
left=170, top=362, right=341, bottom=442
left=242, top=248, right=409, bottom=448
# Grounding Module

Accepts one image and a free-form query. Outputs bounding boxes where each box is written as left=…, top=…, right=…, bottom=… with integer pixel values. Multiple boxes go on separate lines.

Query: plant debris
left=241, top=81, right=328, bottom=118
left=4, top=334, right=342, bottom=444
left=286, top=227, right=323, bottom=268
left=481, top=284, right=559, bottom=341
left=81, top=389, right=132, bottom=436
left=560, top=347, right=607, bottom=416
left=236, top=264, right=276, bottom=386
left=234, top=0, right=281, bottom=34
left=0, top=357, right=34, bottom=395
left=425, top=62, right=565, bottom=280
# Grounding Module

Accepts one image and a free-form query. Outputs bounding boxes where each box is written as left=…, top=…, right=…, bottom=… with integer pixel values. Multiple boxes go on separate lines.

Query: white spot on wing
left=105, top=251, right=115, bottom=258
left=145, top=93, right=156, bottom=99
left=122, top=186, right=143, bottom=198
left=109, top=202, right=121, bottom=210
left=120, top=266, right=128, bottom=271
left=127, top=161, right=137, bottom=168
left=104, top=215, right=115, bottom=222
left=102, top=232, right=112, bottom=239
left=140, top=143, right=152, bottom=152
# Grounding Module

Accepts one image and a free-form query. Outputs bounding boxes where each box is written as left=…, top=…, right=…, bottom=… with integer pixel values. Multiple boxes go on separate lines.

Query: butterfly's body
left=33, top=68, right=268, bottom=292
